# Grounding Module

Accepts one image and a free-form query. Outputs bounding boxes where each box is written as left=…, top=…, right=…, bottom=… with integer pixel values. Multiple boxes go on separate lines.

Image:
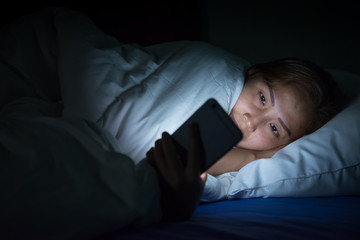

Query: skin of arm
left=206, top=145, right=284, bottom=176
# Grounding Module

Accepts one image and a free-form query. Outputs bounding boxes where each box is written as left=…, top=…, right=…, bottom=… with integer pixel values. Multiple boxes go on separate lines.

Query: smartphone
left=171, top=98, right=243, bottom=173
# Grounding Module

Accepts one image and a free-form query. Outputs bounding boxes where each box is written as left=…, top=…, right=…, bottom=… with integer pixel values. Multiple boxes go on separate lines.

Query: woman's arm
left=206, top=148, right=256, bottom=176
left=206, top=146, right=283, bottom=176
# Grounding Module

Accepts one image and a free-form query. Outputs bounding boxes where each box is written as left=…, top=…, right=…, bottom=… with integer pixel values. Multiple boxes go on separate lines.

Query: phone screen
left=172, top=98, right=243, bottom=172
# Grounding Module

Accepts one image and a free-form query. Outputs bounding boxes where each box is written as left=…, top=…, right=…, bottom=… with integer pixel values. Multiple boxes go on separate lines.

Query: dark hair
left=246, top=57, right=347, bottom=134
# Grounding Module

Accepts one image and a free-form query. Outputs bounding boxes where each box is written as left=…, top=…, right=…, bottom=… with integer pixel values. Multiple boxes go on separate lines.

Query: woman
left=147, top=57, right=346, bottom=222
left=0, top=8, right=347, bottom=238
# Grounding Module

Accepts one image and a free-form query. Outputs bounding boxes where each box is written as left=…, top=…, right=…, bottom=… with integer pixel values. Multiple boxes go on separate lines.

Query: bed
left=0, top=5, right=359, bottom=240
left=116, top=197, right=360, bottom=240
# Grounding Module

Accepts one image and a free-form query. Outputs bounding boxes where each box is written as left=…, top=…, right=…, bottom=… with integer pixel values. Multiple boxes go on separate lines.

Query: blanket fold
left=0, top=7, right=248, bottom=238
left=0, top=98, right=161, bottom=239
left=53, top=7, right=248, bottom=163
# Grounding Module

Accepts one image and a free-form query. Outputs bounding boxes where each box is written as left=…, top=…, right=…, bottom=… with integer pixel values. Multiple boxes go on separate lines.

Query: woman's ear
left=246, top=67, right=255, bottom=76
left=245, top=67, right=258, bottom=81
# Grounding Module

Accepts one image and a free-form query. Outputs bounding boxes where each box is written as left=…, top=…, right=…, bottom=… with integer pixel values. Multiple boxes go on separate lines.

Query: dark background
left=1, top=0, right=359, bottom=74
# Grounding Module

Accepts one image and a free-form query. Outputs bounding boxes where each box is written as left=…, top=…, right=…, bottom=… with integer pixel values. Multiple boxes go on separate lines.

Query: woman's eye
left=270, top=123, right=279, bottom=136
left=259, top=92, right=266, bottom=105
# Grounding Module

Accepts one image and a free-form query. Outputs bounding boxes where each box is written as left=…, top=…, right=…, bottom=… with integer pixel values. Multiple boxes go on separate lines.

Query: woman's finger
left=200, top=172, right=207, bottom=187
left=154, top=139, right=167, bottom=176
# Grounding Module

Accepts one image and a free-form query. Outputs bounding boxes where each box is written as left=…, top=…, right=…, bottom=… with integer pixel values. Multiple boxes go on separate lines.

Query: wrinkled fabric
left=0, top=7, right=249, bottom=238
left=0, top=98, right=161, bottom=239
left=54, top=8, right=247, bottom=163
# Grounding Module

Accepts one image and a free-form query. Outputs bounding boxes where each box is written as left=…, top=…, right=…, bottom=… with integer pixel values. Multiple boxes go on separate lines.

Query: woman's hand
left=146, top=123, right=205, bottom=222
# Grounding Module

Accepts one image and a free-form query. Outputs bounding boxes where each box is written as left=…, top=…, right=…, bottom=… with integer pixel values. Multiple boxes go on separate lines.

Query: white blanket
left=0, top=98, right=161, bottom=239
left=0, top=7, right=248, bottom=239
left=54, top=8, right=248, bottom=163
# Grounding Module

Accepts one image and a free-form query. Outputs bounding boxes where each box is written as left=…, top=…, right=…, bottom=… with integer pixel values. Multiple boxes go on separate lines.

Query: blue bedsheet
left=113, top=196, right=360, bottom=240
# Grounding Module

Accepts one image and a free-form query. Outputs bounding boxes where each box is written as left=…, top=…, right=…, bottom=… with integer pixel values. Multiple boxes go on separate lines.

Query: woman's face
left=230, top=74, right=314, bottom=151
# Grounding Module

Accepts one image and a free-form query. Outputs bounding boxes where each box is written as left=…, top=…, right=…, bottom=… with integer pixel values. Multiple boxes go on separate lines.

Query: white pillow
left=225, top=69, right=360, bottom=199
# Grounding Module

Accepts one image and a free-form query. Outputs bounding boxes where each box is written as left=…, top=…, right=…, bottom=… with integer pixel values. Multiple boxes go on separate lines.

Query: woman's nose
left=243, top=113, right=261, bottom=132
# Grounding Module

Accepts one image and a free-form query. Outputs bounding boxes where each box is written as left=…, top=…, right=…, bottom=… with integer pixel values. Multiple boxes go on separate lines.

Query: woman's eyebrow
left=278, top=117, right=291, bottom=137
left=267, top=83, right=291, bottom=136
left=267, top=83, right=275, bottom=106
